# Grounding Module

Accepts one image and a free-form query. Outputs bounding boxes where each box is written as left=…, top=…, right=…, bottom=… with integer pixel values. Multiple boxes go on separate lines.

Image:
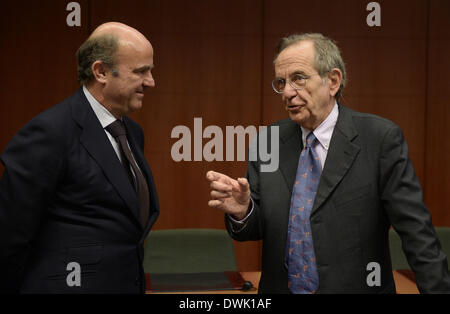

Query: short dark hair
left=76, top=34, right=119, bottom=85
left=274, top=33, right=347, bottom=100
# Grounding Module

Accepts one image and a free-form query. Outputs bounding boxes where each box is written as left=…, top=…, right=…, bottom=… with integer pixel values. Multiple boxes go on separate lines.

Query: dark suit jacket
left=0, top=88, right=160, bottom=293
left=227, top=104, right=450, bottom=293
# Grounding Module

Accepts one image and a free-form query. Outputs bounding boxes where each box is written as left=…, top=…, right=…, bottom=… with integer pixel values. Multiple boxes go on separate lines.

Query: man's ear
left=328, top=68, right=343, bottom=98
left=91, top=60, right=108, bottom=84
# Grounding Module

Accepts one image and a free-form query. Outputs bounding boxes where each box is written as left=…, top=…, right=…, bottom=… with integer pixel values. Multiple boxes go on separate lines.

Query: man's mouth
left=287, top=104, right=303, bottom=110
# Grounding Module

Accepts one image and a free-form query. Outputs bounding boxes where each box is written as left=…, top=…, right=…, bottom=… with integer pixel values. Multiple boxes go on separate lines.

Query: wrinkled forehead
left=108, top=50, right=151, bottom=78
left=274, top=41, right=316, bottom=77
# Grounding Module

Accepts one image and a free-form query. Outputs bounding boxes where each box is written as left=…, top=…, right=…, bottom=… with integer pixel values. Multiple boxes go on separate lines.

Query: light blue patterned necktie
left=286, top=132, right=321, bottom=294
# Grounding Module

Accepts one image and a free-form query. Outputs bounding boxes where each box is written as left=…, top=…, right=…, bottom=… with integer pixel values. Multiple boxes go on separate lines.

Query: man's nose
left=143, top=72, right=155, bottom=88
left=282, top=81, right=297, bottom=100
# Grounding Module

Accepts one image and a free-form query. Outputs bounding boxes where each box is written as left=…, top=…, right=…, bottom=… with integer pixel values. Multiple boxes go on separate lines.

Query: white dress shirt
left=300, top=101, right=339, bottom=170
left=82, top=85, right=140, bottom=181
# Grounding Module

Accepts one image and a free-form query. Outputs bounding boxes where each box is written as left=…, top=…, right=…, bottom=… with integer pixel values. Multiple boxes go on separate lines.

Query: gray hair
left=76, top=34, right=120, bottom=85
left=274, top=33, right=347, bottom=100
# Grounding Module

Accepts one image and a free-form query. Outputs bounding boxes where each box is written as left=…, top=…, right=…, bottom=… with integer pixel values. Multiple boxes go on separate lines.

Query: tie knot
left=305, top=132, right=317, bottom=148
left=105, top=120, right=126, bottom=139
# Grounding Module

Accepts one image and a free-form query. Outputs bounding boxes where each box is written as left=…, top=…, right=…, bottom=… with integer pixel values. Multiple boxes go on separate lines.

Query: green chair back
left=143, top=228, right=237, bottom=274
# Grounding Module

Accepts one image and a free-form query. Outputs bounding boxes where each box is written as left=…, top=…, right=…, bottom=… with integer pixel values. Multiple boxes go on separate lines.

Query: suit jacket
left=0, top=88, right=160, bottom=293
left=227, top=104, right=450, bottom=293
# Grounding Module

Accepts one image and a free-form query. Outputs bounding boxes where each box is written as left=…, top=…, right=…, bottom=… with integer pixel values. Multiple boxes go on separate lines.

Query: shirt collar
left=300, top=101, right=339, bottom=150
left=82, top=85, right=118, bottom=129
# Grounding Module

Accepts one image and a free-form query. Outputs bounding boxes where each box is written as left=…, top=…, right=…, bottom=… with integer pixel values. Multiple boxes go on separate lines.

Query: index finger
left=236, top=177, right=249, bottom=193
left=206, top=170, right=231, bottom=183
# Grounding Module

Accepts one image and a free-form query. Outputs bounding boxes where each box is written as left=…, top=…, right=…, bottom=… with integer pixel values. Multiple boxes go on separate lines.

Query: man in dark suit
left=0, top=22, right=159, bottom=293
left=207, top=33, right=450, bottom=293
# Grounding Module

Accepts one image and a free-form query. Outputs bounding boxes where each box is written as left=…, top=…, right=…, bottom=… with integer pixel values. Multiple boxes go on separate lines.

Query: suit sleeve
left=0, top=116, right=64, bottom=292
left=225, top=130, right=265, bottom=242
left=380, top=125, right=450, bottom=293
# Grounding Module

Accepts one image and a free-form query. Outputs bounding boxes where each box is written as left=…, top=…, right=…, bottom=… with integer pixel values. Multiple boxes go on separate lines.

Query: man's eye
left=292, top=74, right=305, bottom=82
left=275, top=79, right=285, bottom=88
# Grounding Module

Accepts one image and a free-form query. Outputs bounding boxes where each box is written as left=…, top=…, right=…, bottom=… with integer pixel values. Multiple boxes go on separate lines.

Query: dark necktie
left=105, top=120, right=149, bottom=228
left=286, top=132, right=321, bottom=293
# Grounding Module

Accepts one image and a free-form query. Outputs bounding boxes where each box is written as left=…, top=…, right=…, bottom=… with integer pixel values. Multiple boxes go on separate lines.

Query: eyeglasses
left=271, top=73, right=321, bottom=94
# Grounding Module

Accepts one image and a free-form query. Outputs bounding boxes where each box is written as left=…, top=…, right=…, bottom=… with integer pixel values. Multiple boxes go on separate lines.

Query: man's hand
left=206, top=170, right=250, bottom=220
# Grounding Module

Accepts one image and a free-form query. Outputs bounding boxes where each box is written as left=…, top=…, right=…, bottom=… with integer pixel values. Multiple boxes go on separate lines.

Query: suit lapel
left=311, top=105, right=360, bottom=216
left=70, top=89, right=142, bottom=229
left=278, top=121, right=303, bottom=193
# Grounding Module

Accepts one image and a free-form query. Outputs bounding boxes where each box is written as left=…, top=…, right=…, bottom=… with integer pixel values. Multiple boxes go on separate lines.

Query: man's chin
left=288, top=111, right=308, bottom=126
left=129, top=101, right=143, bottom=113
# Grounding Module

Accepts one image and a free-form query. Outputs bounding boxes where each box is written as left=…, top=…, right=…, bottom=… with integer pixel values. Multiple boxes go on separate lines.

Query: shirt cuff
left=227, top=197, right=254, bottom=225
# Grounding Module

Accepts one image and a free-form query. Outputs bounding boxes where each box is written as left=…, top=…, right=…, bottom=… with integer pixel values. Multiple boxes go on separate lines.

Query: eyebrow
left=133, top=65, right=154, bottom=73
left=290, top=70, right=307, bottom=76
left=275, top=70, right=307, bottom=79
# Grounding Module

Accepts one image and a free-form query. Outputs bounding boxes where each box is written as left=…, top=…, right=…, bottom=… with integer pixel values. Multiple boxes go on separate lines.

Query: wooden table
left=148, top=270, right=419, bottom=294
left=243, top=271, right=419, bottom=294
left=393, top=270, right=419, bottom=294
